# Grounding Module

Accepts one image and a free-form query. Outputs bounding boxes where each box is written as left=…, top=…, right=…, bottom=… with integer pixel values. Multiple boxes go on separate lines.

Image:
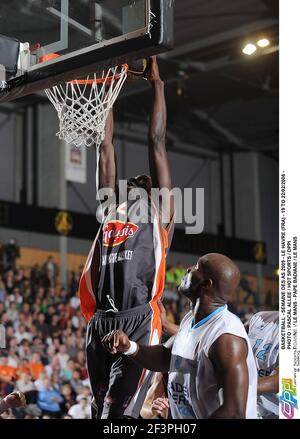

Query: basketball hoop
left=45, top=64, right=128, bottom=148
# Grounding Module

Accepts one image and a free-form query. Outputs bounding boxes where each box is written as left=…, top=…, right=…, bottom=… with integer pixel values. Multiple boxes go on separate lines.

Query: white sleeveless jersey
left=168, top=305, right=257, bottom=419
left=248, top=311, right=279, bottom=418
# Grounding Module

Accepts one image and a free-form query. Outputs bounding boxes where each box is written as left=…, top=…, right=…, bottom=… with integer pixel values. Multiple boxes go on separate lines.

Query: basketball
left=126, top=58, right=151, bottom=83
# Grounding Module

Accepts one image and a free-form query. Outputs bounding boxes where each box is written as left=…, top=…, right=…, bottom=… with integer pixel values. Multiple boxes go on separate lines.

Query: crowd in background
left=0, top=243, right=277, bottom=419
left=0, top=252, right=90, bottom=419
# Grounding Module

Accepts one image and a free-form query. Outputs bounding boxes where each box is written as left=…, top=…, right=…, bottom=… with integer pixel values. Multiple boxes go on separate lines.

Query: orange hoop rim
left=69, top=64, right=129, bottom=85
left=38, top=53, right=128, bottom=86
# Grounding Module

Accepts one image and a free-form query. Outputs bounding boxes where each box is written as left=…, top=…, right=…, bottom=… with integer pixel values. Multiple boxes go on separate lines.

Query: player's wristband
left=124, top=341, right=138, bottom=356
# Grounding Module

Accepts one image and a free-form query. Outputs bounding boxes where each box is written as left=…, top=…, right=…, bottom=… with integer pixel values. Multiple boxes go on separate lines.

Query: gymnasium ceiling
left=1, top=0, right=279, bottom=161
left=117, top=0, right=279, bottom=161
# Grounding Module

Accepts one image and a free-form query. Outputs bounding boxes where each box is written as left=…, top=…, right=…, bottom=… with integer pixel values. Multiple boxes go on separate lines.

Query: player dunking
left=79, top=57, right=174, bottom=419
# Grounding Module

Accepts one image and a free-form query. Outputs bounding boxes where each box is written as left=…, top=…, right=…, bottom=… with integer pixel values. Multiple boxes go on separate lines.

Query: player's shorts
left=86, top=302, right=160, bottom=419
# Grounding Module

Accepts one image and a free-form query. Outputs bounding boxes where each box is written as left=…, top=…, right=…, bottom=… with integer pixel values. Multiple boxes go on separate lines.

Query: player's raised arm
left=148, top=57, right=174, bottom=223
left=97, top=108, right=117, bottom=195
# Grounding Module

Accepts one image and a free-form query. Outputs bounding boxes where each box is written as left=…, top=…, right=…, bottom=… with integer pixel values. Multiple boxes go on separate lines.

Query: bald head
left=199, top=253, right=240, bottom=302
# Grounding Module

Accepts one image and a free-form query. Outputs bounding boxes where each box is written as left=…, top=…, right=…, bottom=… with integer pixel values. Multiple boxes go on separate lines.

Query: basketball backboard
left=0, top=0, right=174, bottom=102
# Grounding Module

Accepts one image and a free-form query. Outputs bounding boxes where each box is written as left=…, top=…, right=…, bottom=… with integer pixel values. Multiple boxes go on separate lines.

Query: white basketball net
left=45, top=65, right=128, bottom=147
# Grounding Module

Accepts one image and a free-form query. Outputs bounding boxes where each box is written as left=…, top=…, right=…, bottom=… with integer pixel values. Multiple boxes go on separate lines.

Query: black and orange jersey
left=79, top=196, right=174, bottom=321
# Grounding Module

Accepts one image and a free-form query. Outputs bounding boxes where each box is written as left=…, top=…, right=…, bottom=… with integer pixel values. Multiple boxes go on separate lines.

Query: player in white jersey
left=246, top=311, right=279, bottom=419
left=101, top=253, right=258, bottom=419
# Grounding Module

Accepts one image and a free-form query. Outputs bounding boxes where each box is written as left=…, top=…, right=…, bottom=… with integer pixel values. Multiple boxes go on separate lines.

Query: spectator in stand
left=61, top=383, right=76, bottom=413
left=6, top=331, right=16, bottom=351
left=30, top=264, right=41, bottom=285
left=71, top=309, right=81, bottom=330
left=48, top=314, right=61, bottom=338
left=63, top=359, right=76, bottom=382
left=45, top=355, right=62, bottom=380
left=14, top=269, right=26, bottom=288
left=29, top=353, right=45, bottom=381
left=0, top=355, right=16, bottom=383
left=34, top=372, right=47, bottom=391
left=31, top=336, right=45, bottom=357
left=17, top=358, right=31, bottom=377
left=69, top=270, right=80, bottom=296
left=69, top=291, right=80, bottom=310
left=21, top=303, right=31, bottom=319
left=15, top=372, right=36, bottom=393
left=57, top=345, right=70, bottom=370
left=4, top=239, right=20, bottom=270
left=3, top=269, right=15, bottom=294
left=60, top=287, right=69, bottom=304
left=15, top=325, right=32, bottom=344
left=33, top=313, right=50, bottom=337
left=77, top=386, right=92, bottom=405
left=18, top=340, right=32, bottom=361
left=70, top=369, right=84, bottom=395
left=68, top=396, right=90, bottom=419
left=52, top=371, right=63, bottom=392
left=76, top=350, right=88, bottom=380
left=13, top=312, right=27, bottom=331
left=7, top=347, right=19, bottom=368
left=43, top=256, right=58, bottom=284
left=6, top=302, right=18, bottom=322
left=49, top=337, right=61, bottom=352
left=65, top=335, right=78, bottom=359
left=37, top=377, right=63, bottom=418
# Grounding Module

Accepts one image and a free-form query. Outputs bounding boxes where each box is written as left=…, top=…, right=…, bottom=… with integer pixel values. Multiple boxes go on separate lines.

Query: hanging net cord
left=45, top=65, right=128, bottom=147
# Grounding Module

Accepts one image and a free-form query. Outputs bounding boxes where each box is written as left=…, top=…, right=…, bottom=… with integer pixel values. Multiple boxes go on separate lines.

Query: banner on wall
left=65, top=144, right=87, bottom=184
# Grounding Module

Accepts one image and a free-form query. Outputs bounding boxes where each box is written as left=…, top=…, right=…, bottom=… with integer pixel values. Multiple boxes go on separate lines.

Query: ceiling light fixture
left=242, top=43, right=257, bottom=56
left=257, top=38, right=270, bottom=48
